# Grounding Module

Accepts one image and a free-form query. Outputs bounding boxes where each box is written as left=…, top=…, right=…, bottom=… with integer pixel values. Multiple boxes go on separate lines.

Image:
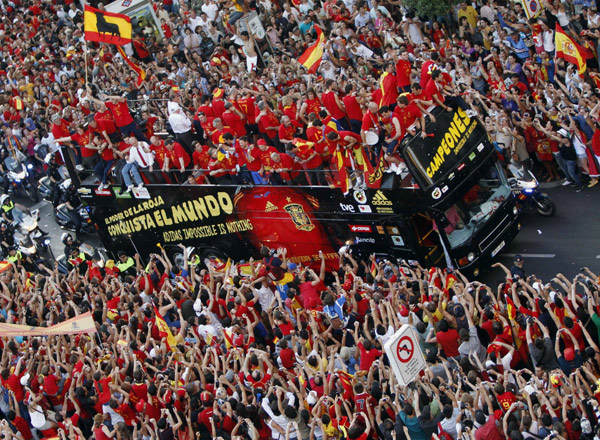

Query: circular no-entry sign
left=396, top=336, right=414, bottom=363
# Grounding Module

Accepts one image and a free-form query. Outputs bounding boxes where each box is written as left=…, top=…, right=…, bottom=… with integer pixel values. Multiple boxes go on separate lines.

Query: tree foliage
left=402, top=0, right=462, bottom=19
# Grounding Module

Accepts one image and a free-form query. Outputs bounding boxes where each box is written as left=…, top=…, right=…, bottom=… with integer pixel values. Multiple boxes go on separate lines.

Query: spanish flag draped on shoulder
left=555, top=24, right=586, bottom=74
left=84, top=5, right=132, bottom=46
left=298, top=26, right=325, bottom=74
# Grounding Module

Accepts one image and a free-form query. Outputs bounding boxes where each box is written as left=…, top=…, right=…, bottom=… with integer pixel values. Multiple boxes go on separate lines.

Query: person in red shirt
left=428, top=319, right=461, bottom=359
left=299, top=88, right=322, bottom=126
left=357, top=338, right=382, bottom=371
left=321, top=79, right=349, bottom=130
left=256, top=101, right=280, bottom=146
left=55, top=124, right=98, bottom=169
left=278, top=115, right=300, bottom=151
left=343, top=83, right=365, bottom=134
left=164, top=139, right=191, bottom=182
left=396, top=49, right=413, bottom=92
left=420, top=51, right=439, bottom=88
left=221, top=101, right=247, bottom=137
left=293, top=140, right=325, bottom=185
left=87, top=92, right=149, bottom=142
left=191, top=141, right=211, bottom=184
left=94, top=103, right=120, bottom=143
left=271, top=151, right=301, bottom=185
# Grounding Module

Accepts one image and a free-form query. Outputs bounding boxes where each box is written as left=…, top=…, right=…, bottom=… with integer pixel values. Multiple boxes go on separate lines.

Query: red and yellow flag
left=117, top=46, right=146, bottom=87
left=555, top=24, right=586, bottom=74
left=84, top=5, right=132, bottom=46
left=153, top=306, right=177, bottom=351
left=298, top=26, right=325, bottom=74
left=365, top=151, right=385, bottom=190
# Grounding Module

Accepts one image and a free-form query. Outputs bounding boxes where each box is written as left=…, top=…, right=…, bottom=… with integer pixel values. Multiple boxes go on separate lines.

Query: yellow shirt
left=458, top=5, right=478, bottom=28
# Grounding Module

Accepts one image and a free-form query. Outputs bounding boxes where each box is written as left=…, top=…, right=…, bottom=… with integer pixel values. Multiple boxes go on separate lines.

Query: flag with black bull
left=84, top=5, right=132, bottom=46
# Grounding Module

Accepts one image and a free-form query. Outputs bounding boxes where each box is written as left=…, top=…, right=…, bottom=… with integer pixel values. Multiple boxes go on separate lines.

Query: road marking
left=500, top=253, right=556, bottom=258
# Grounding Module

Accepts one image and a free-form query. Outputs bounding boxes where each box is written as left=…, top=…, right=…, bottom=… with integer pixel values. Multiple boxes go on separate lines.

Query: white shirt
left=202, top=2, right=219, bottom=21
left=168, top=111, right=192, bottom=134
left=188, top=15, right=204, bottom=32
left=128, top=142, right=154, bottom=167
left=254, top=285, right=275, bottom=310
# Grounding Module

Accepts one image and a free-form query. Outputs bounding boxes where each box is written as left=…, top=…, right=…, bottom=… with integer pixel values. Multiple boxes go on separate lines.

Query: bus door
left=408, top=212, right=445, bottom=267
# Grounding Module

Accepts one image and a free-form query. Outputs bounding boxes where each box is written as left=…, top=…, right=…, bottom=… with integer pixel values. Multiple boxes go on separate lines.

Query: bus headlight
left=512, top=206, right=518, bottom=215
left=467, top=252, right=475, bottom=262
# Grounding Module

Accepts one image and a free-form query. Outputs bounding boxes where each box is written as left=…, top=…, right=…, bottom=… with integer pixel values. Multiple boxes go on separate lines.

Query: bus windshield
left=437, top=162, right=511, bottom=249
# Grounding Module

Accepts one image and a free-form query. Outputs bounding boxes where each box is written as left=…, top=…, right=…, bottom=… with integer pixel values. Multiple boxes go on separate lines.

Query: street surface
left=479, top=184, right=600, bottom=285
left=14, top=183, right=599, bottom=284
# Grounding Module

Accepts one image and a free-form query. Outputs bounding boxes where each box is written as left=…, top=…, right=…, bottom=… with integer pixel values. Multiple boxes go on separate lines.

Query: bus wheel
left=200, top=248, right=230, bottom=270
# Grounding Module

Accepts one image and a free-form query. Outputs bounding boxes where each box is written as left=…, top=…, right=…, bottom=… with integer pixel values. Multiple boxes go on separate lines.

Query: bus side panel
left=83, top=185, right=426, bottom=269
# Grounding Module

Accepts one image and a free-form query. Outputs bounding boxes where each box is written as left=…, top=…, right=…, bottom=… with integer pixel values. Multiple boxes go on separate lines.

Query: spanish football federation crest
left=284, top=203, right=315, bottom=232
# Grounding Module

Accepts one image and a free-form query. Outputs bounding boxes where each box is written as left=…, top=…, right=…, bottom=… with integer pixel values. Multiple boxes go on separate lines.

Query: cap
left=514, top=254, right=523, bottom=262
left=494, top=409, right=504, bottom=420
left=557, top=128, right=569, bottom=137
left=564, top=347, right=575, bottom=361
left=20, top=373, right=30, bottom=386
left=288, top=262, right=297, bottom=271
left=200, top=391, right=212, bottom=403
left=256, top=139, right=267, bottom=146
left=485, top=360, right=496, bottom=369
left=306, top=390, right=318, bottom=406
left=213, top=88, right=224, bottom=99
left=399, top=305, right=409, bottom=317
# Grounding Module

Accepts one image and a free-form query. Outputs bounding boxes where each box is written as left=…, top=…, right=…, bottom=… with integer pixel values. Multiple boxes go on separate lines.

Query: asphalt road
left=477, top=183, right=600, bottom=286
left=12, top=181, right=600, bottom=285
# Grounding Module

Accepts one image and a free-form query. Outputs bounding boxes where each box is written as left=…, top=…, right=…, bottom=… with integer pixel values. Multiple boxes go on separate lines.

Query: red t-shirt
left=343, top=95, right=364, bottom=121
left=167, top=143, right=191, bottom=168
left=436, top=328, right=460, bottom=358
left=322, top=90, right=346, bottom=119
left=358, top=342, right=382, bottom=371
left=95, top=110, right=118, bottom=135
left=396, top=58, right=412, bottom=88
left=106, top=100, right=134, bottom=127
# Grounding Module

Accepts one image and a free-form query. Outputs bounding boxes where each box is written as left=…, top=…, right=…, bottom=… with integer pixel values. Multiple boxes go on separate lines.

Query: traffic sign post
left=384, top=324, right=426, bottom=386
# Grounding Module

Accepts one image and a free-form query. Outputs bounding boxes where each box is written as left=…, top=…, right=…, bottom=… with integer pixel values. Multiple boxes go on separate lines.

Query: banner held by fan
left=0, top=312, right=97, bottom=337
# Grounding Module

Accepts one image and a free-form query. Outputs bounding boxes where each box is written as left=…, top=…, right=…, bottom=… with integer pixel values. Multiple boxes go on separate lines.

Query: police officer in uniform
left=62, top=233, right=81, bottom=258
left=46, top=154, right=63, bottom=208
left=1, top=195, right=17, bottom=223
left=116, top=251, right=136, bottom=279
left=63, top=180, right=83, bottom=242
left=66, top=246, right=92, bottom=275
left=0, top=222, right=15, bottom=256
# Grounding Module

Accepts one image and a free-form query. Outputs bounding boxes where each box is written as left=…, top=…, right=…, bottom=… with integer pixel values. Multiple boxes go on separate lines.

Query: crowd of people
left=0, top=244, right=600, bottom=440
left=5, top=0, right=600, bottom=192
left=1, top=0, right=600, bottom=438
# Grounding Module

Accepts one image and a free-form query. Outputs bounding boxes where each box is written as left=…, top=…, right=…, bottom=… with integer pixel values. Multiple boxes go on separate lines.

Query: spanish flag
left=84, top=5, right=132, bottom=46
left=555, top=24, right=586, bottom=74
left=298, top=25, right=325, bottom=74
left=117, top=46, right=146, bottom=87
left=0, top=261, right=11, bottom=273
left=153, top=305, right=177, bottom=352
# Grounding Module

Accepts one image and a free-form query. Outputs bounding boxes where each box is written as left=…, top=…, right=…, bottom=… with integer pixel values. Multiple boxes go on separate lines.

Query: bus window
left=439, top=162, right=511, bottom=249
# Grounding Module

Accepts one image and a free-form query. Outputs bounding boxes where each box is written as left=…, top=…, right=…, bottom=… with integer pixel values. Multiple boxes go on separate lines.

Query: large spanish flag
left=555, top=24, right=586, bottom=74
left=117, top=46, right=146, bottom=87
left=298, top=26, right=325, bottom=74
left=153, top=305, right=177, bottom=351
left=84, top=5, right=132, bottom=46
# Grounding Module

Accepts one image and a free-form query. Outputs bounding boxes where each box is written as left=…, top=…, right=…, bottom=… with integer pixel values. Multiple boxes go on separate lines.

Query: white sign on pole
left=384, top=324, right=426, bottom=386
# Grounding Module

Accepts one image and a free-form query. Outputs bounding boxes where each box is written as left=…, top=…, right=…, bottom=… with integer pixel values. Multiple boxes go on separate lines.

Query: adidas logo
left=265, top=201, right=279, bottom=212
left=372, top=191, right=392, bottom=206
